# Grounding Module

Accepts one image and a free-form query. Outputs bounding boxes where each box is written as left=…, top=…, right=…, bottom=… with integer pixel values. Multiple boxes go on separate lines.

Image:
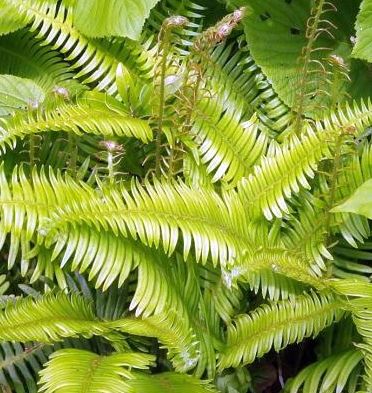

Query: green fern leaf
left=0, top=292, right=107, bottom=342
left=284, top=349, right=363, bottom=393
left=38, top=348, right=154, bottom=393
left=0, top=92, right=152, bottom=152
left=219, top=292, right=344, bottom=369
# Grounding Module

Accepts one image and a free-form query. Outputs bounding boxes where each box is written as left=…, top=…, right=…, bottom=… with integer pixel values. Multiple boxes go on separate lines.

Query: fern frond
left=0, top=342, right=51, bottom=393
left=207, top=40, right=291, bottom=134
left=192, top=99, right=267, bottom=186
left=112, top=312, right=199, bottom=373
left=127, top=372, right=217, bottom=393
left=0, top=92, right=152, bottom=153
left=38, top=349, right=154, bottom=393
left=45, top=179, right=250, bottom=266
left=0, top=292, right=106, bottom=343
left=2, top=1, right=155, bottom=95
left=284, top=349, right=363, bottom=393
left=0, top=30, right=83, bottom=92
left=219, top=292, right=344, bottom=369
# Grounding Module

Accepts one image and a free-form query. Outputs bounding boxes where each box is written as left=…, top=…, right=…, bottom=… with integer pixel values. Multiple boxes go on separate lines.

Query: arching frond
left=0, top=92, right=152, bottom=153
left=112, top=312, right=198, bottom=373
left=219, top=292, right=344, bottom=369
left=284, top=349, right=363, bottom=393
left=0, top=292, right=106, bottom=342
left=38, top=349, right=154, bottom=393
left=45, top=178, right=250, bottom=266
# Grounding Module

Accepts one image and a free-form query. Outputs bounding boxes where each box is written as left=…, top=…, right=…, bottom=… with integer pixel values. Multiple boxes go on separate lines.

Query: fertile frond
left=284, top=349, right=363, bottom=393
left=38, top=349, right=154, bottom=393
left=0, top=92, right=152, bottom=153
left=0, top=292, right=106, bottom=343
left=237, top=99, right=372, bottom=220
left=219, top=292, right=344, bottom=369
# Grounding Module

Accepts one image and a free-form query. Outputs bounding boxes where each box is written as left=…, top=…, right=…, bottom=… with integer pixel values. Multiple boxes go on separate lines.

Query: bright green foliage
left=332, top=179, right=372, bottom=219
left=38, top=349, right=155, bottom=393
left=73, top=0, right=161, bottom=40
left=0, top=0, right=371, bottom=392
left=0, top=75, right=45, bottom=116
left=219, top=292, right=344, bottom=368
left=352, top=0, right=372, bottom=62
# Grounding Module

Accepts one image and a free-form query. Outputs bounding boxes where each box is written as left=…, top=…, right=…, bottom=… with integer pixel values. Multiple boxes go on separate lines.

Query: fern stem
left=155, top=30, right=171, bottom=177
left=29, top=134, right=36, bottom=166
left=67, top=133, right=77, bottom=177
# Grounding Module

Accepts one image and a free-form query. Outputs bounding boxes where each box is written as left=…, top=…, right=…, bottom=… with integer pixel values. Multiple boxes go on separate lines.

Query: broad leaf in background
left=331, top=179, right=372, bottom=219
left=352, top=0, right=372, bottom=62
left=233, top=0, right=371, bottom=112
left=0, top=2, right=27, bottom=36
left=73, top=0, right=161, bottom=40
left=0, top=75, right=45, bottom=116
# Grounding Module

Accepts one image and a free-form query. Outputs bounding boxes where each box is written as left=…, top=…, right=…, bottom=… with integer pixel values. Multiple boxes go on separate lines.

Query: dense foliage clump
left=0, top=0, right=371, bottom=392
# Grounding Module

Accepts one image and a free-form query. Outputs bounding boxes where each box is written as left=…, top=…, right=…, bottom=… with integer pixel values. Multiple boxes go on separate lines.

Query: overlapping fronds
left=1, top=0, right=155, bottom=95
left=219, top=292, right=344, bottom=369
left=237, top=99, right=372, bottom=220
left=0, top=342, right=51, bottom=393
left=0, top=30, right=83, bottom=92
left=38, top=349, right=155, bottom=393
left=284, top=349, right=363, bottom=393
left=45, top=178, right=250, bottom=266
left=206, top=41, right=291, bottom=134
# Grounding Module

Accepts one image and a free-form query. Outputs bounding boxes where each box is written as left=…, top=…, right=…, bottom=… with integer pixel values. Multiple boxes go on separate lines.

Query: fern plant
left=0, top=0, right=371, bottom=392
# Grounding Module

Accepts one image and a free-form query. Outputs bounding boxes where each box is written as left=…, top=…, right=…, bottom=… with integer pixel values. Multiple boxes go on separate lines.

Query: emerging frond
left=219, top=292, right=344, bottom=369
